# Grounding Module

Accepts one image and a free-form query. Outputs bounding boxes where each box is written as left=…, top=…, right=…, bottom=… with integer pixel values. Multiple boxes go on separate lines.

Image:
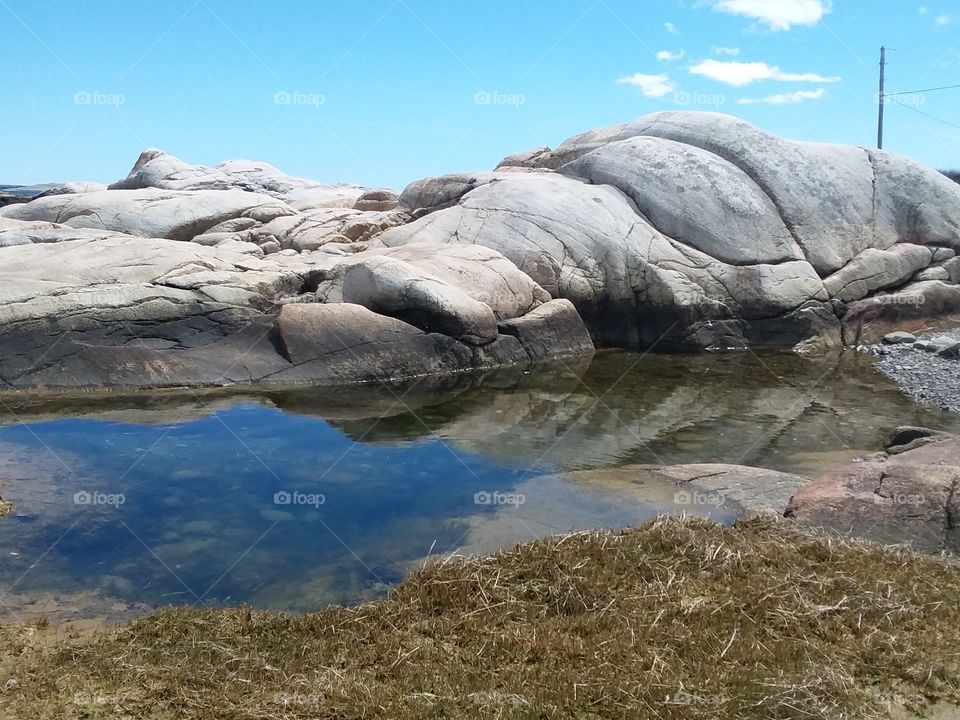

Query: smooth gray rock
left=110, top=149, right=368, bottom=211
left=379, top=171, right=832, bottom=350
left=496, top=298, right=594, bottom=362
left=824, top=244, right=933, bottom=302
left=939, top=342, right=960, bottom=359
left=0, top=188, right=295, bottom=242
left=275, top=302, right=472, bottom=378
left=562, top=135, right=804, bottom=266
left=495, top=146, right=552, bottom=169
left=882, top=331, right=917, bottom=345
left=382, top=111, right=960, bottom=350
left=0, top=181, right=106, bottom=208
left=0, top=229, right=592, bottom=389
left=914, top=266, right=950, bottom=282
left=314, top=246, right=534, bottom=346
left=4, top=111, right=960, bottom=391
left=353, top=189, right=399, bottom=212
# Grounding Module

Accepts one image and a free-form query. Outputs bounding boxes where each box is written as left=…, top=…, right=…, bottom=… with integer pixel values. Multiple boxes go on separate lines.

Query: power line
left=884, top=83, right=960, bottom=97
left=889, top=97, right=960, bottom=131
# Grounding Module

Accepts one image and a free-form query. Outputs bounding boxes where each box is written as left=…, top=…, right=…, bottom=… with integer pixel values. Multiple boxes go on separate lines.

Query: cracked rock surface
left=0, top=158, right=592, bottom=390
left=384, top=110, right=960, bottom=350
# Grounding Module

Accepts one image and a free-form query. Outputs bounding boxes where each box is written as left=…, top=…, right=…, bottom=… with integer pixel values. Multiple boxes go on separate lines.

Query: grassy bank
left=2, top=516, right=960, bottom=719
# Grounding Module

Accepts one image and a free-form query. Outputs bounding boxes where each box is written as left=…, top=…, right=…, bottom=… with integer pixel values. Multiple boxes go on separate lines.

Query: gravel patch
left=868, top=328, right=960, bottom=414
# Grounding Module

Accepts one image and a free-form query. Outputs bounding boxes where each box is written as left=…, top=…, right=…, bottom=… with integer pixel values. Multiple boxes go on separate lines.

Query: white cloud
left=919, top=6, right=929, bottom=14
left=616, top=73, right=675, bottom=98
left=712, top=45, right=741, bottom=56
left=707, top=0, right=831, bottom=31
left=738, top=88, right=826, bottom=104
left=935, top=13, right=951, bottom=25
left=657, top=49, right=686, bottom=61
left=665, top=21, right=680, bottom=34
left=689, top=59, right=841, bottom=86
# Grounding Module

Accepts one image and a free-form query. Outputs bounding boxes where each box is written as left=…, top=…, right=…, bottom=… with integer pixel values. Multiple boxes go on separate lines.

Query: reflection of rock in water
left=326, top=351, right=960, bottom=473
left=4, top=352, right=957, bottom=479
left=0, top=349, right=959, bottom=625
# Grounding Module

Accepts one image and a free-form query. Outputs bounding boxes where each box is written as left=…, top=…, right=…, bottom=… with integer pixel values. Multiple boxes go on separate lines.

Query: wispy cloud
left=738, top=88, right=827, bottom=105
left=616, top=73, right=675, bottom=98
left=665, top=21, right=680, bottom=34
left=689, top=59, right=841, bottom=86
left=935, top=13, right=951, bottom=26
left=706, top=0, right=831, bottom=31
left=712, top=46, right=741, bottom=56
left=656, top=49, right=686, bottom=62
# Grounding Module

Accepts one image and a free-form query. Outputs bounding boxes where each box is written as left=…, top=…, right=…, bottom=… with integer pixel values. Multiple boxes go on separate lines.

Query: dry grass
left=2, top=516, right=960, bottom=719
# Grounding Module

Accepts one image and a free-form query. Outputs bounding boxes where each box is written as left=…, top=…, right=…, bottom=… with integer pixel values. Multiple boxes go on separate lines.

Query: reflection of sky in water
left=0, top=407, right=564, bottom=612
left=0, top=350, right=957, bottom=619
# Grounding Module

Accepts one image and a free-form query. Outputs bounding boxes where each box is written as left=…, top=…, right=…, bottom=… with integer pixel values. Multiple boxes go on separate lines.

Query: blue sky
left=3, top=0, right=959, bottom=190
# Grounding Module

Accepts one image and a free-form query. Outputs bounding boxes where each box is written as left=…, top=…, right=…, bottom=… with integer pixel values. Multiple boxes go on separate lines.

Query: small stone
left=259, top=240, right=281, bottom=255
left=927, top=336, right=958, bottom=354
left=353, top=189, right=399, bottom=212
left=938, top=342, right=960, bottom=359
left=882, top=331, right=917, bottom=345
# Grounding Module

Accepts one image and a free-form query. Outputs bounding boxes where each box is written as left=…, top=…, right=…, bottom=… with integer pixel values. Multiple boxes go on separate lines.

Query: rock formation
left=2, top=111, right=959, bottom=389
left=382, top=112, right=960, bottom=351
left=785, top=427, right=960, bottom=554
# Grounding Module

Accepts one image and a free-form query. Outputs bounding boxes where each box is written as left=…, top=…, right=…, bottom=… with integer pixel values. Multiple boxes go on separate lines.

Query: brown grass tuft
left=2, top=515, right=959, bottom=718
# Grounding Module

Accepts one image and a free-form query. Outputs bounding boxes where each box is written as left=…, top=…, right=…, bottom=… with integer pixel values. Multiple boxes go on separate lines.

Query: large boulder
left=383, top=111, right=960, bottom=350
left=379, top=171, right=833, bottom=349
left=313, top=243, right=551, bottom=345
left=785, top=428, right=960, bottom=554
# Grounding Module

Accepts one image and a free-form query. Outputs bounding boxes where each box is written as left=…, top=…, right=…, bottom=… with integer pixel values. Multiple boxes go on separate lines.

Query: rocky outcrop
left=785, top=427, right=960, bottom=554
left=3, top=111, right=960, bottom=389
left=109, top=149, right=377, bottom=212
left=381, top=111, right=960, bottom=351
left=0, top=230, right=592, bottom=389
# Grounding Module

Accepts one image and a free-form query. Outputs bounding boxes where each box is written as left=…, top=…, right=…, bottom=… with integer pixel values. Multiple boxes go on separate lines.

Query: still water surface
left=0, top=350, right=956, bottom=622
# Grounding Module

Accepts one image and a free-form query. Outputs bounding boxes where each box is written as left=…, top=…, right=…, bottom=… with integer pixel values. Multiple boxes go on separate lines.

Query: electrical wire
left=888, top=97, right=960, bottom=130
left=884, top=83, right=960, bottom=97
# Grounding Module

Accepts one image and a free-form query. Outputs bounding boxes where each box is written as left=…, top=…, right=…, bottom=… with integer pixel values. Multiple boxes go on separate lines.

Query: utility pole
left=878, top=45, right=886, bottom=149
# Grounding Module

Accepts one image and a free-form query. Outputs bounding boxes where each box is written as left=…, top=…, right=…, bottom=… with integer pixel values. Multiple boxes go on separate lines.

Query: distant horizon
left=3, top=0, right=959, bottom=190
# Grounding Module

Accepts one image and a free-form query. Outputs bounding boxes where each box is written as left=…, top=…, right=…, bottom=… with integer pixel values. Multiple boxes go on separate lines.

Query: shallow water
left=0, top=350, right=957, bottom=623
